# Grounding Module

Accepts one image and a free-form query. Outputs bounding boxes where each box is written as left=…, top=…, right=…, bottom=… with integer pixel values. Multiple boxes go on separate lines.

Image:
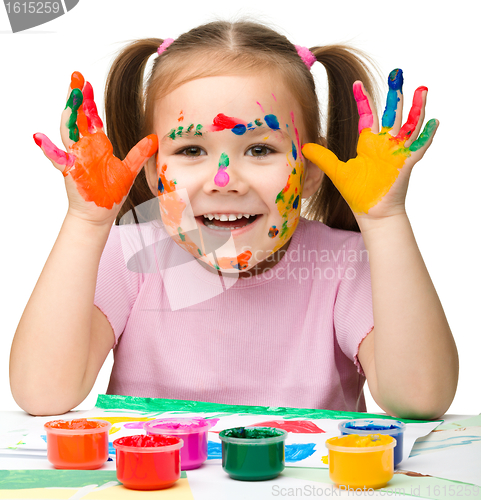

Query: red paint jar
left=44, top=419, right=111, bottom=470
left=113, top=434, right=183, bottom=490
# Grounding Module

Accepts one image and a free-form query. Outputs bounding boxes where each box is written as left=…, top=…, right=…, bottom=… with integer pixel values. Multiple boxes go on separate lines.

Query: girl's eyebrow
left=161, top=124, right=289, bottom=142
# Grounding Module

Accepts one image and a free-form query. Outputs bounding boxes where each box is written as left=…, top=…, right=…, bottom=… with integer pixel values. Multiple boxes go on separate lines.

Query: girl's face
left=147, top=73, right=320, bottom=274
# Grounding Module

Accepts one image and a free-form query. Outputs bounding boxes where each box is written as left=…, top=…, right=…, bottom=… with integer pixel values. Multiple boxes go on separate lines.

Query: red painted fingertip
left=33, top=133, right=42, bottom=147
left=83, top=98, right=103, bottom=132
left=70, top=71, right=85, bottom=90
left=82, top=81, right=94, bottom=101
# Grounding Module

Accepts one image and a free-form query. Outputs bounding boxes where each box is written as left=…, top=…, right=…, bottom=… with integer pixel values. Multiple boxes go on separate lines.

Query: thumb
left=302, top=143, right=342, bottom=182
left=123, top=134, right=159, bottom=175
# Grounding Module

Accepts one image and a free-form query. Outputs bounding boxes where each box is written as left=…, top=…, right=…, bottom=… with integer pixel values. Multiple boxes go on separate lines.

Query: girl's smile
left=146, top=73, right=318, bottom=273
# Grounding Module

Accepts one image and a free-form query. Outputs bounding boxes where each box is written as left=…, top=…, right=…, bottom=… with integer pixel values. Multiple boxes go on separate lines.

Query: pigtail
left=303, top=45, right=380, bottom=231
left=104, top=38, right=162, bottom=224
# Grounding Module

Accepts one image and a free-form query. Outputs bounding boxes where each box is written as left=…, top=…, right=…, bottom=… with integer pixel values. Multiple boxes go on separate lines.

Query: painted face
left=152, top=74, right=306, bottom=273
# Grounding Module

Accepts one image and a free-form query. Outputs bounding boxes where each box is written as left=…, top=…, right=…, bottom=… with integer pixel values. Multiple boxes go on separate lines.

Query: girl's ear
left=302, top=159, right=324, bottom=198
left=144, top=154, right=158, bottom=196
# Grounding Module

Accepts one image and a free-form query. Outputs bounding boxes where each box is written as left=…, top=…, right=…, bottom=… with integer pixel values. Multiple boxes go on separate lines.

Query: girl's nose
left=203, top=154, right=249, bottom=195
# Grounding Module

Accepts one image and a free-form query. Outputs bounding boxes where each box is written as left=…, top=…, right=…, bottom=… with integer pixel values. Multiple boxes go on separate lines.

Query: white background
left=1, top=0, right=479, bottom=416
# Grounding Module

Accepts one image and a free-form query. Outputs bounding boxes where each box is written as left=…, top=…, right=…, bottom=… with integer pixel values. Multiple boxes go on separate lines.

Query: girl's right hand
left=34, top=71, right=158, bottom=226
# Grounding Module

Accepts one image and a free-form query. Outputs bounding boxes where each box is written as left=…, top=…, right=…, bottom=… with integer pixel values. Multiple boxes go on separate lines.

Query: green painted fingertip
left=409, top=119, right=437, bottom=152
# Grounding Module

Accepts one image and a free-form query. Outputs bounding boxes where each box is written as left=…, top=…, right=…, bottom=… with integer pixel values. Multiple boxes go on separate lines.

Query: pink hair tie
left=295, top=45, right=316, bottom=70
left=157, top=38, right=175, bottom=55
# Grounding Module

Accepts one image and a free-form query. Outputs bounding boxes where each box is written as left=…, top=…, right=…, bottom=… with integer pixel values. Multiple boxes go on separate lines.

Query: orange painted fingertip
left=70, top=71, right=85, bottom=90
left=44, top=419, right=111, bottom=469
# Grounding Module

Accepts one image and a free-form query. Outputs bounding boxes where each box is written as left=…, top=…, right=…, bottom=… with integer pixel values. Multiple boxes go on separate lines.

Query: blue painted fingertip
left=388, top=68, right=404, bottom=92
left=382, top=69, right=404, bottom=129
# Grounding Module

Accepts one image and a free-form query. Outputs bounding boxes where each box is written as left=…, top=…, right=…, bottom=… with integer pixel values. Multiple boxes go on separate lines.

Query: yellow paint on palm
left=303, top=129, right=410, bottom=214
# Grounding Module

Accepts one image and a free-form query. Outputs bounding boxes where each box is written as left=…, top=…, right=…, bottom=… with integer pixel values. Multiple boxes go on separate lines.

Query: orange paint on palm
left=69, top=133, right=157, bottom=209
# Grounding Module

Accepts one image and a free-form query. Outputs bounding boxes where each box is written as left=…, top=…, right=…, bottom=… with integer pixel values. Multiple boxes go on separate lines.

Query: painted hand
left=302, top=69, right=438, bottom=217
left=34, top=72, right=158, bottom=214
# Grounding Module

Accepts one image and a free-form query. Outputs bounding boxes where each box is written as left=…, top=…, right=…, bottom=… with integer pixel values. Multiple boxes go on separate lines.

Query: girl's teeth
left=203, top=213, right=254, bottom=220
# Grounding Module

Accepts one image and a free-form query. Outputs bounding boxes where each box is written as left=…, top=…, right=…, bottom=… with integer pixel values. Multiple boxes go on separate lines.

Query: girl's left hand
left=302, top=69, right=439, bottom=220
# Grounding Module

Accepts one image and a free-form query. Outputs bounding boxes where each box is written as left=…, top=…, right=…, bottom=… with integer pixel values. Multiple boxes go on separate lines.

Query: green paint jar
left=219, top=427, right=287, bottom=481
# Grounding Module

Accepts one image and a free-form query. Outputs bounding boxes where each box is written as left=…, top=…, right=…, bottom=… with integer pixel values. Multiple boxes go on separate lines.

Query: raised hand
left=302, top=69, right=438, bottom=218
left=34, top=72, right=158, bottom=221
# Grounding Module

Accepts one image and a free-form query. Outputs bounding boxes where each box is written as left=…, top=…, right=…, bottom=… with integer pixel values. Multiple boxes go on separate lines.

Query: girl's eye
left=178, top=147, right=206, bottom=157
left=246, top=145, right=274, bottom=157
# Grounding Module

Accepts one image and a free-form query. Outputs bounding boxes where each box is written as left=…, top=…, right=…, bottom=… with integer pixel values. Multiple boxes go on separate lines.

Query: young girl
left=10, top=20, right=458, bottom=420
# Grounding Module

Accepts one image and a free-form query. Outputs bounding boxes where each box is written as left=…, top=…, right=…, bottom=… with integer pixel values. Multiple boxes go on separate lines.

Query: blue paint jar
left=339, top=419, right=406, bottom=467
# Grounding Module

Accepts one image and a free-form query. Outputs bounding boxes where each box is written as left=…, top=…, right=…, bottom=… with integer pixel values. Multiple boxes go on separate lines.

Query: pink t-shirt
left=94, top=217, right=373, bottom=411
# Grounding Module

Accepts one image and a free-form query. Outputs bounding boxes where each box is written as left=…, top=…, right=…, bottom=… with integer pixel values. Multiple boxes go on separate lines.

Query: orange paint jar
left=325, top=434, right=396, bottom=490
left=44, top=419, right=111, bottom=469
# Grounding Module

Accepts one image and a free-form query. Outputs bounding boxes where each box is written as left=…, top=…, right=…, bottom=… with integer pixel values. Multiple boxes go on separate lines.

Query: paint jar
left=144, top=417, right=214, bottom=470
left=44, top=419, right=111, bottom=470
left=339, top=419, right=406, bottom=466
left=113, top=434, right=183, bottom=490
left=219, top=426, right=287, bottom=481
left=325, top=434, right=396, bottom=490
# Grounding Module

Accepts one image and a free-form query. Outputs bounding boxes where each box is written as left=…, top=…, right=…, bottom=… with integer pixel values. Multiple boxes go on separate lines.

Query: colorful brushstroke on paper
left=250, top=419, right=325, bottom=434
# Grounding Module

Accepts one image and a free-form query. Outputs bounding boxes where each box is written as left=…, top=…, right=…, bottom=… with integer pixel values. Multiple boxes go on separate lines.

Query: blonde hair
left=105, top=20, right=379, bottom=230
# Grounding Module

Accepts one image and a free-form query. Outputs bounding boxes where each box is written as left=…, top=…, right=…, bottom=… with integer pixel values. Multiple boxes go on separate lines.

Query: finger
left=397, top=86, right=428, bottom=146
left=82, top=81, right=104, bottom=134
left=60, top=73, right=83, bottom=150
left=33, top=133, right=76, bottom=175
left=69, top=71, right=89, bottom=136
left=302, top=143, right=341, bottom=182
left=70, top=71, right=85, bottom=91
left=353, top=81, right=379, bottom=134
left=381, top=68, right=404, bottom=134
left=61, top=71, right=86, bottom=144
left=123, top=134, right=159, bottom=175
left=408, top=118, right=438, bottom=155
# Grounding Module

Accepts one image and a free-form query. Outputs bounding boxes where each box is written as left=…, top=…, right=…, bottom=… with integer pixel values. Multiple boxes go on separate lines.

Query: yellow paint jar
left=325, top=434, right=396, bottom=490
